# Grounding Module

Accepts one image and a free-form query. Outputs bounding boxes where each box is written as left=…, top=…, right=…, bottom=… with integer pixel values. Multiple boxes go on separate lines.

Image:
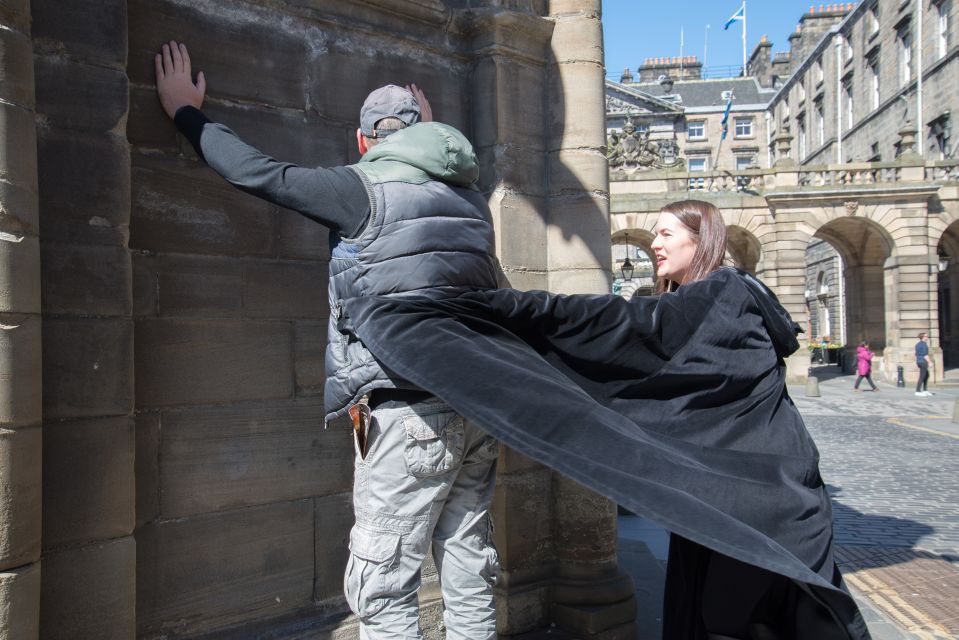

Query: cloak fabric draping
left=338, top=267, right=870, bottom=640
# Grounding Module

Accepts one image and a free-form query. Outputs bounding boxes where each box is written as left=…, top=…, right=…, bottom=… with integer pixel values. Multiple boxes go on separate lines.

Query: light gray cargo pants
left=344, top=397, right=499, bottom=640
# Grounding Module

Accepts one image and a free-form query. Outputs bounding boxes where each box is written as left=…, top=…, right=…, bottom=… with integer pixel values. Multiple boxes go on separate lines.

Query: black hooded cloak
left=339, top=267, right=870, bottom=640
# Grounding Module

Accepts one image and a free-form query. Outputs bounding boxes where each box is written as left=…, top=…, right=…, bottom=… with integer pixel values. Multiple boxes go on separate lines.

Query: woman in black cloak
left=338, top=201, right=871, bottom=640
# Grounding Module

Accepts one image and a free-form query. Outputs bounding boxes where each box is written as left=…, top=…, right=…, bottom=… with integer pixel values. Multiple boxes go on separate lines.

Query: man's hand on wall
left=155, top=41, right=206, bottom=119
left=406, top=83, right=432, bottom=123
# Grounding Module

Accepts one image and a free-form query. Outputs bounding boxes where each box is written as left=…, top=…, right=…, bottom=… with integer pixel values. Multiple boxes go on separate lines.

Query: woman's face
left=651, top=211, right=699, bottom=285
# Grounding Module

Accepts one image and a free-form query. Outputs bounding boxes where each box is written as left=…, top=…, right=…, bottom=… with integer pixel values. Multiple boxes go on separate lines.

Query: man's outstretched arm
left=154, top=40, right=370, bottom=237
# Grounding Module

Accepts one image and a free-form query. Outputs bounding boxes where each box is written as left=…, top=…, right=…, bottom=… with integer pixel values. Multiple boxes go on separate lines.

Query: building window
left=869, top=57, right=880, bottom=110
left=869, top=141, right=881, bottom=161
left=798, top=81, right=806, bottom=102
left=898, top=26, right=912, bottom=86
left=930, top=115, right=952, bottom=160
left=735, top=155, right=756, bottom=170
left=687, top=157, right=708, bottom=171
left=798, top=117, right=807, bottom=160
left=734, top=117, right=753, bottom=138
left=844, top=80, right=854, bottom=129
left=815, top=101, right=825, bottom=147
left=814, top=59, right=824, bottom=85
left=869, top=3, right=880, bottom=35
left=842, top=33, right=854, bottom=63
left=687, top=120, right=706, bottom=139
left=938, top=1, right=951, bottom=59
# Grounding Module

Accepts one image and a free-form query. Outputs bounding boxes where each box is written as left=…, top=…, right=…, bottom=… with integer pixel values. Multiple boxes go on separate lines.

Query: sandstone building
left=606, top=0, right=959, bottom=379
left=0, top=1, right=637, bottom=638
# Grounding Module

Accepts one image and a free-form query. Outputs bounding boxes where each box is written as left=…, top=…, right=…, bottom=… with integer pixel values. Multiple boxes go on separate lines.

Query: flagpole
left=742, top=1, right=747, bottom=76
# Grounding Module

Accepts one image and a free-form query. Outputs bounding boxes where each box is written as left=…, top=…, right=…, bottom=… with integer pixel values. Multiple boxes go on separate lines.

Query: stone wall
left=0, top=0, right=636, bottom=637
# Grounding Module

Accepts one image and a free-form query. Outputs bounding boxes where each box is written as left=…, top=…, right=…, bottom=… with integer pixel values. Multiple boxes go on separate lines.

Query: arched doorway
left=726, top=225, right=762, bottom=274
left=809, top=217, right=894, bottom=373
left=936, top=221, right=959, bottom=368
left=612, top=229, right=655, bottom=297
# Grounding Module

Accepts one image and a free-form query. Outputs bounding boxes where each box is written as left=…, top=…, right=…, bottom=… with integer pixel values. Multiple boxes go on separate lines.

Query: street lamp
left=621, top=233, right=634, bottom=282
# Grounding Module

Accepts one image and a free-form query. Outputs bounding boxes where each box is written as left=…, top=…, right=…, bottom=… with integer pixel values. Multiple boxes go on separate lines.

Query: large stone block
left=0, top=562, right=40, bottom=639
left=0, top=315, right=41, bottom=427
left=158, top=400, right=350, bottom=517
left=547, top=194, right=612, bottom=271
left=0, top=102, right=38, bottom=192
left=277, top=209, right=332, bottom=261
left=491, top=468, right=553, bottom=571
left=549, top=13, right=603, bottom=65
left=549, top=149, right=609, bottom=197
left=128, top=0, right=309, bottom=110
left=134, top=319, right=293, bottom=407
left=476, top=144, right=547, bottom=197
left=42, top=417, right=134, bottom=550
left=489, top=192, right=548, bottom=272
left=39, top=537, right=135, bottom=640
left=40, top=243, right=131, bottom=317
left=472, top=57, right=546, bottom=151
left=136, top=254, right=243, bottom=318
left=127, top=85, right=179, bottom=152
left=135, top=412, right=160, bottom=527
left=243, top=261, right=329, bottom=319
left=31, top=0, right=126, bottom=67
left=307, top=42, right=469, bottom=134
left=0, top=0, right=31, bottom=34
left=34, top=55, right=128, bottom=133
left=0, top=426, right=41, bottom=571
left=42, top=318, right=134, bottom=419
left=551, top=474, right=617, bottom=562
left=130, top=152, right=275, bottom=258
left=547, top=267, right=611, bottom=296
left=136, top=501, right=314, bottom=636
left=0, top=235, right=39, bottom=314
left=549, top=61, right=606, bottom=151
left=0, top=26, right=34, bottom=107
left=294, top=321, right=326, bottom=396
left=313, top=492, right=353, bottom=603
left=36, top=129, right=130, bottom=247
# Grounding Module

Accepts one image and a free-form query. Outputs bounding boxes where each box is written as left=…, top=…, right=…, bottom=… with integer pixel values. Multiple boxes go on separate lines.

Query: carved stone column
left=0, top=1, right=43, bottom=637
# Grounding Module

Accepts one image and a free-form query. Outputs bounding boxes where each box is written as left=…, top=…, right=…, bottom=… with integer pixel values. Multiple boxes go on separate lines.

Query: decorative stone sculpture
left=606, top=120, right=683, bottom=172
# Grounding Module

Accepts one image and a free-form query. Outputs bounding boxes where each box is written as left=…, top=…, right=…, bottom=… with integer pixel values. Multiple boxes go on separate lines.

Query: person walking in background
left=854, top=341, right=878, bottom=391
left=915, top=332, right=933, bottom=396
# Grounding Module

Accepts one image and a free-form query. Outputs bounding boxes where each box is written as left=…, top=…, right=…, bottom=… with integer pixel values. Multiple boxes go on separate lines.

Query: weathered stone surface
left=0, top=426, right=41, bottom=570
left=549, top=13, right=602, bottom=65
left=489, top=192, right=548, bottom=272
left=277, top=209, right=332, bottom=261
left=0, top=26, right=34, bottom=107
left=39, top=537, right=136, bottom=640
left=0, top=179, right=39, bottom=237
left=551, top=475, right=617, bottom=562
left=0, top=235, right=40, bottom=314
left=243, top=261, right=328, bottom=319
left=135, top=412, right=160, bottom=527
left=0, top=562, right=40, bottom=639
left=40, top=243, right=131, bottom=317
left=42, top=318, right=134, bottom=419
left=548, top=149, right=609, bottom=197
left=549, top=61, right=605, bottom=151
left=495, top=582, right=549, bottom=636
left=476, top=145, right=548, bottom=197
left=134, top=319, right=292, bottom=407
left=547, top=194, right=612, bottom=272
left=36, top=129, right=130, bottom=247
left=34, top=55, right=128, bottom=133
left=42, top=417, right=135, bottom=550
left=294, top=321, right=326, bottom=396
left=31, top=0, right=127, bottom=67
left=0, top=102, right=38, bottom=192
left=313, top=492, right=353, bottom=603
left=128, top=0, right=309, bottom=110
left=159, top=401, right=350, bottom=517
left=136, top=501, right=314, bottom=636
left=136, top=254, right=242, bottom=318
left=130, top=152, right=275, bottom=258
left=0, top=315, right=41, bottom=427
left=492, top=468, right=553, bottom=571
left=126, top=85, right=179, bottom=152
left=472, top=57, right=546, bottom=151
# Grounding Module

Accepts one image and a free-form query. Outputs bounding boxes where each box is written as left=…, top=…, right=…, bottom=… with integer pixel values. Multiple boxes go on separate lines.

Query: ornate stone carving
left=607, top=120, right=683, bottom=173
left=844, top=201, right=859, bottom=215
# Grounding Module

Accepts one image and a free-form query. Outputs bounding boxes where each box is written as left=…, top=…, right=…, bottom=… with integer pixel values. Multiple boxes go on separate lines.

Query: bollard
left=897, top=365, right=905, bottom=388
left=805, top=372, right=821, bottom=397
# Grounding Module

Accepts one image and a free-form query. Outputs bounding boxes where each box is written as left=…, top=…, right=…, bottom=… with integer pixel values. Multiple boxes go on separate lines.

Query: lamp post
left=621, top=233, right=634, bottom=282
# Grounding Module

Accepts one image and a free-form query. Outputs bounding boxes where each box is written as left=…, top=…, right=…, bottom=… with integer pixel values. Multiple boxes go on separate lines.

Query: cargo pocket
left=345, top=526, right=401, bottom=618
left=403, top=409, right=465, bottom=477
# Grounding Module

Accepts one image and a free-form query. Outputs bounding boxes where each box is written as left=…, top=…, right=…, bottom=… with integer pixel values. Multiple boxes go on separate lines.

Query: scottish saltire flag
left=724, top=2, right=745, bottom=30
left=720, top=93, right=733, bottom=140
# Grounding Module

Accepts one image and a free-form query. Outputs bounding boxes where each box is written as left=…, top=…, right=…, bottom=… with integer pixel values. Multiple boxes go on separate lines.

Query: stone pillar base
left=550, top=572, right=636, bottom=637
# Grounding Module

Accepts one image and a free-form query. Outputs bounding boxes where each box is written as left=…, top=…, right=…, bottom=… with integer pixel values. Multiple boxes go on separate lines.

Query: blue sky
left=603, top=1, right=833, bottom=79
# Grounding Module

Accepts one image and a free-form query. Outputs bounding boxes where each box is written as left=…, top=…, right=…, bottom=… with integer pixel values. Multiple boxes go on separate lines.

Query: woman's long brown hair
left=656, top=200, right=727, bottom=293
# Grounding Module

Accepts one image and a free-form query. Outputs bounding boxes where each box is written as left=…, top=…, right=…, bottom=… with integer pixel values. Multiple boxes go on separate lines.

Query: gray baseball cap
left=359, top=84, right=421, bottom=138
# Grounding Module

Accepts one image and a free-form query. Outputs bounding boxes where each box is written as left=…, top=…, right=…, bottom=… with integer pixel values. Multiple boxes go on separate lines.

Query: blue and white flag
left=724, top=2, right=745, bottom=30
left=720, top=93, right=733, bottom=140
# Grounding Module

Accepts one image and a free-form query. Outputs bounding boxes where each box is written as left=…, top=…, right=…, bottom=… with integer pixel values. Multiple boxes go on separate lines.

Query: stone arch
left=935, top=220, right=959, bottom=366
left=611, top=227, right=655, bottom=296
left=725, top=225, right=762, bottom=274
left=809, top=215, right=896, bottom=363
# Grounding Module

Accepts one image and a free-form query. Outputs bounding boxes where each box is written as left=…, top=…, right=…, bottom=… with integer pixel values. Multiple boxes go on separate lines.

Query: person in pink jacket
left=854, top=341, right=878, bottom=391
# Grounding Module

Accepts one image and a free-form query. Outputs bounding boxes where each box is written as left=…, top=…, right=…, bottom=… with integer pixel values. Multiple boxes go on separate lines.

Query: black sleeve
left=173, top=106, right=370, bottom=238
